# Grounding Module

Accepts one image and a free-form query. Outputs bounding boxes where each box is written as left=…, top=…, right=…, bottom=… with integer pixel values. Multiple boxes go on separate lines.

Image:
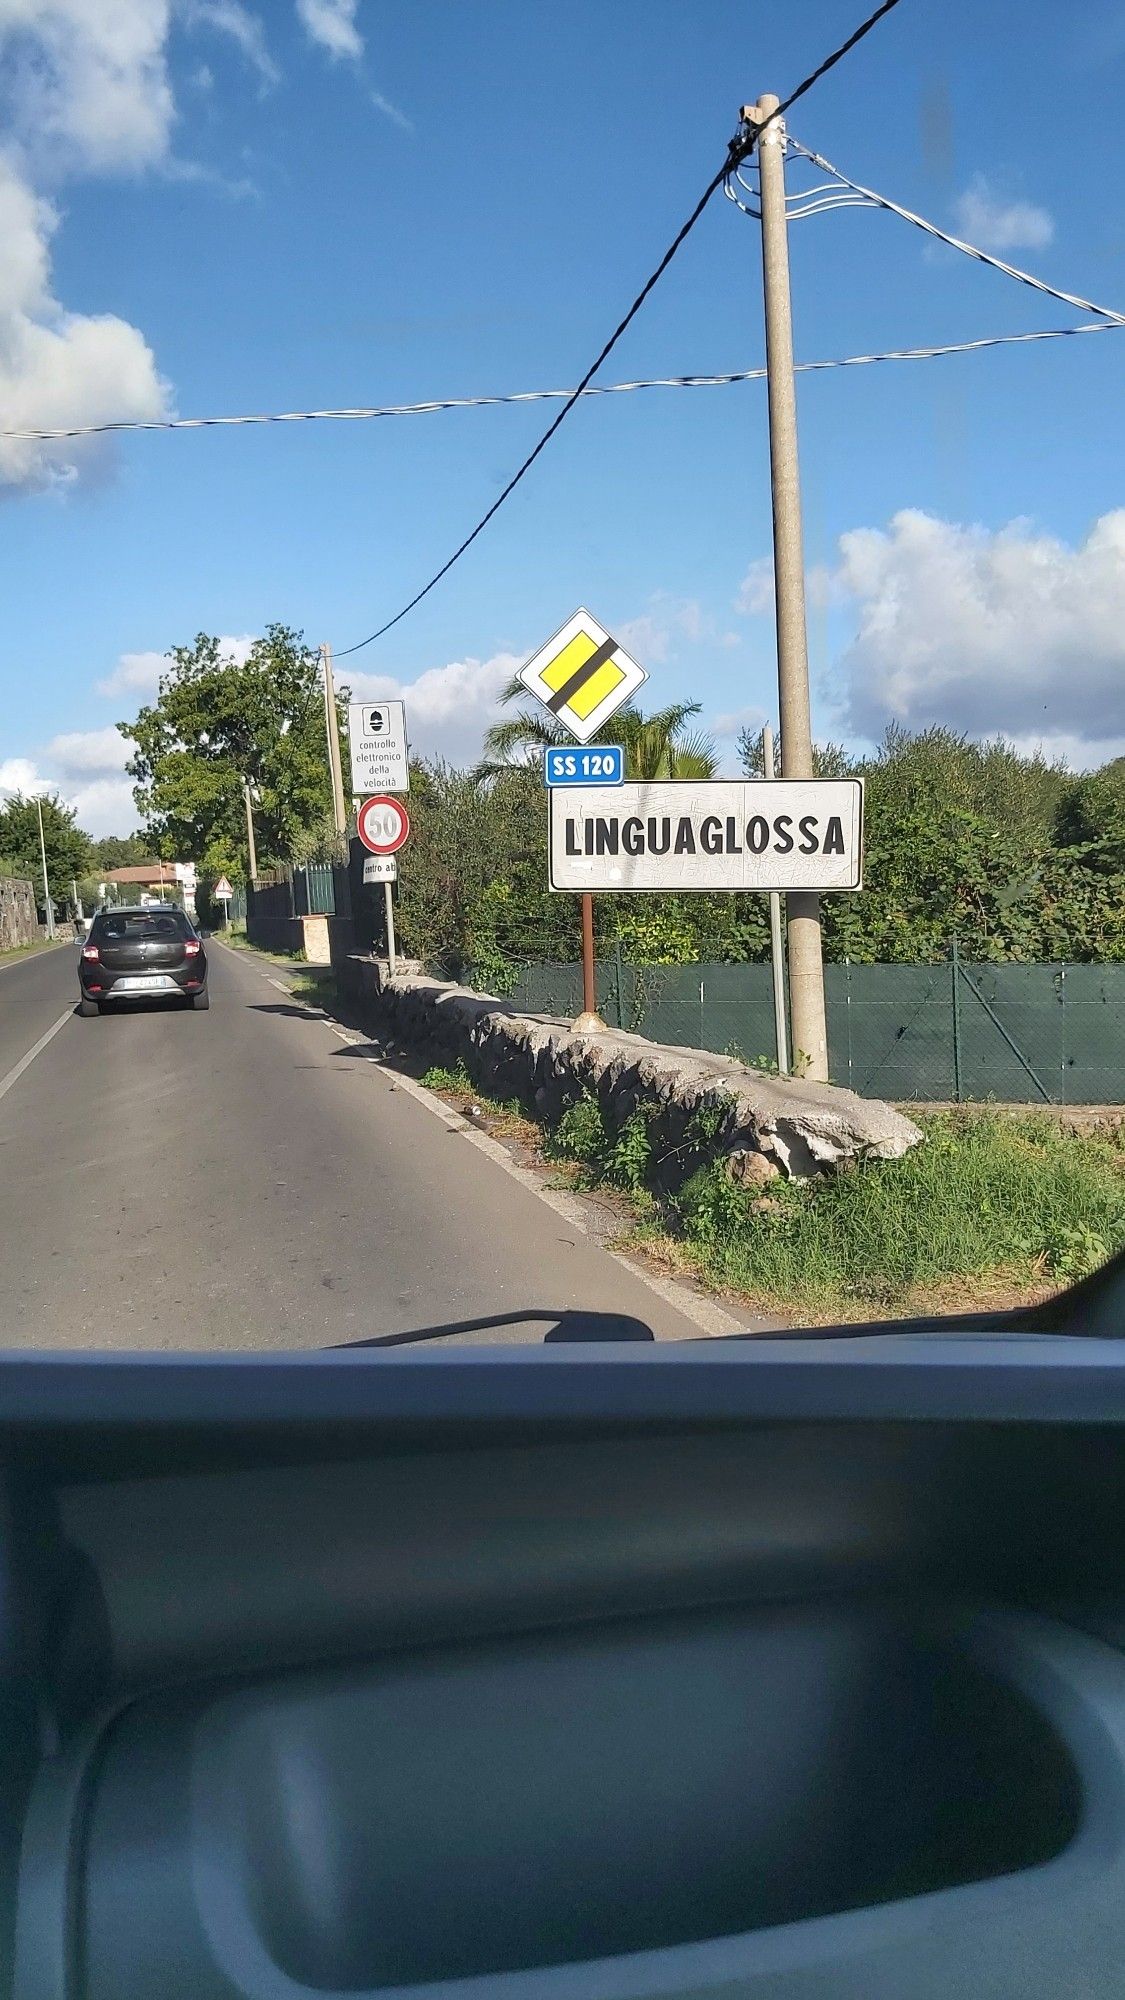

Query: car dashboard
left=4, top=1319, right=1125, bottom=1998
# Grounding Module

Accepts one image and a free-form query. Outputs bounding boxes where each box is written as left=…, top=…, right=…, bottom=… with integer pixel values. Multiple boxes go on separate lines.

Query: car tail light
left=184, top=938, right=202, bottom=957
left=81, top=944, right=99, bottom=961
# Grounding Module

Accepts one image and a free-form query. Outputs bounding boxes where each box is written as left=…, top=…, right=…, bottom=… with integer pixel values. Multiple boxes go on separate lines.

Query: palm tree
left=478, top=679, right=718, bottom=780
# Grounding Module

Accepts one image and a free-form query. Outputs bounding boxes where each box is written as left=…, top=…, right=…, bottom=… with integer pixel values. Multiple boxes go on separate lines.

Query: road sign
left=544, top=745, right=624, bottom=787
left=213, top=875, right=234, bottom=900
left=518, top=608, right=647, bottom=745
left=362, top=854, right=398, bottom=884
left=548, top=779, right=864, bottom=893
left=357, top=794, right=410, bottom=855
left=348, top=700, right=409, bottom=795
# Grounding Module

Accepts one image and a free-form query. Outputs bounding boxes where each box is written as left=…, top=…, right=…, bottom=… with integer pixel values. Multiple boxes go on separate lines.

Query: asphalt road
left=0, top=941, right=739, bottom=1349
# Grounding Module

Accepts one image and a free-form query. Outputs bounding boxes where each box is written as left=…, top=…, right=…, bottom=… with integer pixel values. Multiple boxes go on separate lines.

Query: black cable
left=334, top=0, right=906, bottom=659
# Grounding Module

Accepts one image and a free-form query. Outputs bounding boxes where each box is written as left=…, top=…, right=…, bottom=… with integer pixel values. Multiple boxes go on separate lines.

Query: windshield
left=2, top=6, right=1123, bottom=1353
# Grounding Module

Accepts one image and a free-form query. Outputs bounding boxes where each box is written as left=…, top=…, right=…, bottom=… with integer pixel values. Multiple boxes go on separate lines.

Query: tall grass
left=549, top=1101, right=1125, bottom=1316
left=675, top=1112, right=1125, bottom=1312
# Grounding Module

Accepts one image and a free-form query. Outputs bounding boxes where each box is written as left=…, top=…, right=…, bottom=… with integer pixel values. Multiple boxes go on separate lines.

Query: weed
left=546, top=1096, right=653, bottom=1192
left=290, top=972, right=334, bottom=1007
left=546, top=1095, right=606, bottom=1169
left=601, top=1110, right=653, bottom=1193
left=674, top=1161, right=753, bottom=1244
left=724, top=1042, right=779, bottom=1076
left=420, top=1060, right=473, bottom=1093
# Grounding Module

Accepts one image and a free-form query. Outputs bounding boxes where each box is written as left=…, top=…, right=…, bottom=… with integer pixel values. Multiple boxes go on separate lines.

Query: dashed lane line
left=0, top=1010, right=74, bottom=1107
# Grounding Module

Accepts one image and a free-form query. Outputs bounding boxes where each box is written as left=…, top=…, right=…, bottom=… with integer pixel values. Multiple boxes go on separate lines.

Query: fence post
left=1059, top=965, right=1068, bottom=1107
left=951, top=938, right=963, bottom=1104
left=614, top=929, right=624, bottom=1031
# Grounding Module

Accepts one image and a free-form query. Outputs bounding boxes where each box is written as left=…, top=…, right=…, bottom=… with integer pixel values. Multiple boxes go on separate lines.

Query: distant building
left=102, top=862, right=198, bottom=913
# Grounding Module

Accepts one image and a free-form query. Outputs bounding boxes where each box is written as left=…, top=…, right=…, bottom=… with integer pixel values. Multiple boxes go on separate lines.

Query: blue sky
left=2, top=0, right=1124, bottom=832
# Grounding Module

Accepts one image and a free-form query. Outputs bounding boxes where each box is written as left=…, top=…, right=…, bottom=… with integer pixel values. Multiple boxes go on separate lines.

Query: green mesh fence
left=500, top=960, right=1125, bottom=1104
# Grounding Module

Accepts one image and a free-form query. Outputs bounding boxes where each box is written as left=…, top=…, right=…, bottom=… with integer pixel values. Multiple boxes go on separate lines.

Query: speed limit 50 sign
left=357, top=794, right=411, bottom=855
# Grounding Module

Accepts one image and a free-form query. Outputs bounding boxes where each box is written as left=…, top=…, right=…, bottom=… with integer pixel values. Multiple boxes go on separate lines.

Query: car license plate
left=116, top=974, right=172, bottom=991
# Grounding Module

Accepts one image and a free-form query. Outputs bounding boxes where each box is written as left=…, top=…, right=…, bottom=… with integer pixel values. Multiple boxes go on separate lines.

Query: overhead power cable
left=330, top=0, right=906, bottom=658
left=4, top=321, right=1119, bottom=445
left=786, top=136, right=1125, bottom=325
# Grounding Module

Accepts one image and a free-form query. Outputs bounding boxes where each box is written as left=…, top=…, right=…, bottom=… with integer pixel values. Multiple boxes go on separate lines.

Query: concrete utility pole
left=320, top=643, right=349, bottom=840
left=749, top=94, right=829, bottom=1080
left=762, top=723, right=790, bottom=1076
left=243, top=781, right=259, bottom=882
left=35, top=794, right=55, bottom=941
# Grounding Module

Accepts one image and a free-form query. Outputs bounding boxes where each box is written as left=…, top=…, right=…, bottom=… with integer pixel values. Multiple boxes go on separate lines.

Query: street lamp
left=35, top=795, right=55, bottom=941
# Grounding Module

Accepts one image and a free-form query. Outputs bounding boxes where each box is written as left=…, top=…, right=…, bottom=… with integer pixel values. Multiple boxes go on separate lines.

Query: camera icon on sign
left=363, top=707, right=386, bottom=735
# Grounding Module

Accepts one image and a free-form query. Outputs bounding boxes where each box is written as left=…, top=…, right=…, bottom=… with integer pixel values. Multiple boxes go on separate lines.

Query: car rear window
left=91, top=911, right=194, bottom=941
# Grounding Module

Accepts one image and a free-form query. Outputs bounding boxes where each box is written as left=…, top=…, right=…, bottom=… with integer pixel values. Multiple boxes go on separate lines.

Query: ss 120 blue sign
left=544, top=744, right=624, bottom=786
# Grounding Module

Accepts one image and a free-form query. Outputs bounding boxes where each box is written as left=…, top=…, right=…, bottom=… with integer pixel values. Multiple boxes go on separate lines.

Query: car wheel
left=77, top=996, right=99, bottom=1018
left=192, top=988, right=210, bottom=1011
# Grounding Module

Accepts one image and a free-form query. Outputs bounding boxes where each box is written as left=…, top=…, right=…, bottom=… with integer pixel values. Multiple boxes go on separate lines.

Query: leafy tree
left=91, top=833, right=152, bottom=870
left=1052, top=759, right=1125, bottom=875
left=738, top=725, right=853, bottom=780
left=480, top=685, right=718, bottom=779
left=120, top=626, right=341, bottom=879
left=0, top=793, right=92, bottom=906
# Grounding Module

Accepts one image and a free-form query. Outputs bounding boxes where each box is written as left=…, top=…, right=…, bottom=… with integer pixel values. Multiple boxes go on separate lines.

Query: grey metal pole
left=36, top=794, right=55, bottom=940
left=384, top=880, right=397, bottom=976
left=320, top=643, right=349, bottom=840
left=751, top=93, right=829, bottom=1080
left=763, top=723, right=790, bottom=1075
left=951, top=937, right=963, bottom=1104
left=243, top=780, right=259, bottom=882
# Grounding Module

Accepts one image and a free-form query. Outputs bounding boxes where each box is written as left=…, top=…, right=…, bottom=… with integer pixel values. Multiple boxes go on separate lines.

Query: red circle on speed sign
left=357, top=794, right=410, bottom=855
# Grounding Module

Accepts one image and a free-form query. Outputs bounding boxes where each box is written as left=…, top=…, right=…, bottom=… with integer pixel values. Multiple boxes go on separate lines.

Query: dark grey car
left=78, top=906, right=209, bottom=1014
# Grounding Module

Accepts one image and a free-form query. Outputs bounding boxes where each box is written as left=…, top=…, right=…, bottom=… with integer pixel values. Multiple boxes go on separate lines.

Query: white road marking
left=0, top=1010, right=73, bottom=1106
left=217, top=938, right=748, bottom=1335
left=342, top=1045, right=748, bottom=1338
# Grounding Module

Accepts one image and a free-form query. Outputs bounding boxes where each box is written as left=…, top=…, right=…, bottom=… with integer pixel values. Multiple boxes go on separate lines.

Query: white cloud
left=0, top=2, right=177, bottom=492
left=953, top=174, right=1053, bottom=252
left=0, top=756, right=47, bottom=796
left=96, top=632, right=254, bottom=697
left=735, top=559, right=774, bottom=616
left=370, top=89, right=411, bottom=131
left=46, top=721, right=137, bottom=834
left=95, top=648, right=166, bottom=697
left=0, top=0, right=174, bottom=175
left=0, top=157, right=170, bottom=490
left=712, top=703, right=767, bottom=739
left=45, top=724, right=129, bottom=771
left=67, top=774, right=139, bottom=833
left=0, top=747, right=137, bottom=834
left=180, top=2, right=278, bottom=89
left=296, top=0, right=361, bottom=59
left=617, top=595, right=738, bottom=667
left=346, top=652, right=520, bottom=766
left=829, top=508, right=1125, bottom=752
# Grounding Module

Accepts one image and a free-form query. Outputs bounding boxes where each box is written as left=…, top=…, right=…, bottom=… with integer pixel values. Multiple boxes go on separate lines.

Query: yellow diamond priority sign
left=518, top=607, right=647, bottom=745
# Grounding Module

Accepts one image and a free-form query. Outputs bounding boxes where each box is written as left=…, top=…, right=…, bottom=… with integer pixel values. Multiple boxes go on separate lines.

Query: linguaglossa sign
left=548, top=779, right=864, bottom=894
